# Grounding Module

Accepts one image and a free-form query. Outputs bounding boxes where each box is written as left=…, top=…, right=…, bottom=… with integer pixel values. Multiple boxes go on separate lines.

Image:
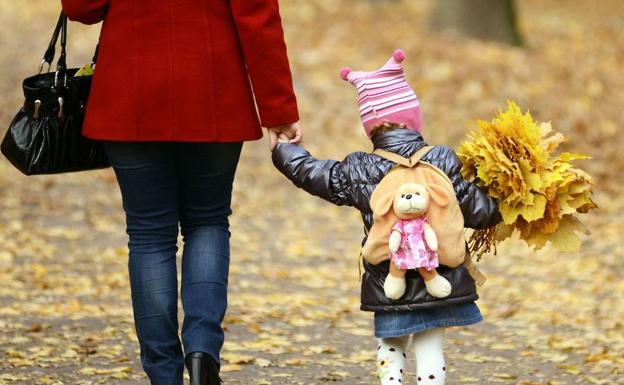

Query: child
left=272, top=50, right=501, bottom=385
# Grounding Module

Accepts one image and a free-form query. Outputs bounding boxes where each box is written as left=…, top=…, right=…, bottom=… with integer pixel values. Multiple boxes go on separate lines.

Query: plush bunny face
left=393, top=183, right=430, bottom=219
left=371, top=182, right=451, bottom=219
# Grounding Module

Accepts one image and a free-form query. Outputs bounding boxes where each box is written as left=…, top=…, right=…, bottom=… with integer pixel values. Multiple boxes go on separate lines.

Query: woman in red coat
left=61, top=1, right=301, bottom=384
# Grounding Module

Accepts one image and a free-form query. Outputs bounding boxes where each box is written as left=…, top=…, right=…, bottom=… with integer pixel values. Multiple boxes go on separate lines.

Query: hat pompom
left=340, top=67, right=352, bottom=81
left=393, top=49, right=406, bottom=63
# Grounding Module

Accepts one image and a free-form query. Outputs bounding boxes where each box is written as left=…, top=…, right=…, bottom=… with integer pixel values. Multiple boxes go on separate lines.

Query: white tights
left=376, top=328, right=446, bottom=385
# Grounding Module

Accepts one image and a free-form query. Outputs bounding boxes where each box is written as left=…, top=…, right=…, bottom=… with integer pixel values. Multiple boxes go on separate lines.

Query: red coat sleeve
left=61, top=0, right=109, bottom=25
left=230, top=0, right=299, bottom=128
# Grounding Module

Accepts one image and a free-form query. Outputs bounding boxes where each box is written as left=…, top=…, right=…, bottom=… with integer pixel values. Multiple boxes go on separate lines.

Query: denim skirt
left=374, top=302, right=483, bottom=338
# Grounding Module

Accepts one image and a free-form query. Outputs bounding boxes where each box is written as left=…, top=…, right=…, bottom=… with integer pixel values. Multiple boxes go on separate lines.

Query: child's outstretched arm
left=272, top=143, right=352, bottom=207
left=436, top=146, right=502, bottom=229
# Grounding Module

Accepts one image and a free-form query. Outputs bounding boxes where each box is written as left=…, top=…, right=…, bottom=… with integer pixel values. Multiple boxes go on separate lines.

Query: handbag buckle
left=54, top=71, right=68, bottom=89
left=33, top=100, right=42, bottom=119
left=39, top=60, right=51, bottom=74
left=58, top=97, right=65, bottom=119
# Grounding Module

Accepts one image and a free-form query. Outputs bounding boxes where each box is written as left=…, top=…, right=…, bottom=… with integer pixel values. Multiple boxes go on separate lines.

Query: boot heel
left=185, top=352, right=221, bottom=385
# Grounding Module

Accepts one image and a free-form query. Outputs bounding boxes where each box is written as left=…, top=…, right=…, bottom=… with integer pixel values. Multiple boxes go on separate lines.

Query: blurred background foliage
left=1, top=0, right=623, bottom=188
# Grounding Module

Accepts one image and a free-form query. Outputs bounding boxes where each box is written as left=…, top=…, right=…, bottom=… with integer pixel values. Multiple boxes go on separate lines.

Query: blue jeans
left=103, top=141, right=242, bottom=385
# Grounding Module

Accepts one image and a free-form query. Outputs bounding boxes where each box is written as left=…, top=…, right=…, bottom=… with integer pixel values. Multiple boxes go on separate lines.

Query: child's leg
left=376, top=335, right=409, bottom=384
left=413, top=328, right=446, bottom=384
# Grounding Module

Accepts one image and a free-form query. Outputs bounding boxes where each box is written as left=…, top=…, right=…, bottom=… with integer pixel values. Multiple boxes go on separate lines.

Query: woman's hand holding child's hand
left=277, top=133, right=291, bottom=144
left=266, top=122, right=303, bottom=150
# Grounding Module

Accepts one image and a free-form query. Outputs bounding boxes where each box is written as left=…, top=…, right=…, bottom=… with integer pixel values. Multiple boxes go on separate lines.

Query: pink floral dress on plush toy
left=390, top=217, right=439, bottom=270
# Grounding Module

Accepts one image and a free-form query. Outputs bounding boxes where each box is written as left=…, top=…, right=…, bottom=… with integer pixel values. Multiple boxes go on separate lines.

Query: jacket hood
left=372, top=129, right=427, bottom=157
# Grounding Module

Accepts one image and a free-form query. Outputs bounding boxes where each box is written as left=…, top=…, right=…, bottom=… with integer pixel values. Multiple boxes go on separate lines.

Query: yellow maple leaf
left=459, top=101, right=597, bottom=255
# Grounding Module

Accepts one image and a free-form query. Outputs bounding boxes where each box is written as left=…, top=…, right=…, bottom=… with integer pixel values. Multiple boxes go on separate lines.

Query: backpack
left=361, top=146, right=468, bottom=270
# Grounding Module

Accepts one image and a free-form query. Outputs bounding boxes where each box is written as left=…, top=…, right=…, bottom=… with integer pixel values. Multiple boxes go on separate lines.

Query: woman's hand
left=266, top=122, right=302, bottom=150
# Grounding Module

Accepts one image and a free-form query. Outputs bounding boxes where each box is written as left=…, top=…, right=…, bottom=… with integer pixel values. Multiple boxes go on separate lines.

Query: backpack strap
left=463, top=248, right=487, bottom=286
left=373, top=146, right=434, bottom=168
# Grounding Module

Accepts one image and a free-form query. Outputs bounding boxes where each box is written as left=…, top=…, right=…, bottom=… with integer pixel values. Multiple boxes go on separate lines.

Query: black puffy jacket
left=272, top=129, right=501, bottom=312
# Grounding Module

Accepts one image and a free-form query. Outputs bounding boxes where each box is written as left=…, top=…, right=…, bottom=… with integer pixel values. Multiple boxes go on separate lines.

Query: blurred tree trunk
left=430, top=0, right=523, bottom=46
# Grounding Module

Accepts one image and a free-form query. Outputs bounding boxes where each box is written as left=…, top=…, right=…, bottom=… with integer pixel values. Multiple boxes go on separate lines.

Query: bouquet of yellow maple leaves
left=457, top=101, right=597, bottom=257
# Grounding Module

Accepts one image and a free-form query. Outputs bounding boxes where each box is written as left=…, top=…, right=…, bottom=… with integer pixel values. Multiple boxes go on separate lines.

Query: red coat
left=61, top=0, right=299, bottom=142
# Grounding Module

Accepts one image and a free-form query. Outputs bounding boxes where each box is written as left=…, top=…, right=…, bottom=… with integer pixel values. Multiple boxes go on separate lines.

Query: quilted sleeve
left=436, top=146, right=502, bottom=229
left=272, top=143, right=353, bottom=206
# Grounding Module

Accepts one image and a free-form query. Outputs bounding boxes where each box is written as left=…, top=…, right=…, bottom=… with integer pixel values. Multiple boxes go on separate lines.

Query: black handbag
left=1, top=11, right=110, bottom=175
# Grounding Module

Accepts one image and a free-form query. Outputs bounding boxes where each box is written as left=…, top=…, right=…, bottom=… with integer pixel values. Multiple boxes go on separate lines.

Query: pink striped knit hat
left=341, top=49, right=423, bottom=137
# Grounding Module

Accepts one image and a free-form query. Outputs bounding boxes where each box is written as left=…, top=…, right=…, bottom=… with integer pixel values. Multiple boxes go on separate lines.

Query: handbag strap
left=92, top=43, right=100, bottom=66
left=41, top=12, right=64, bottom=71
left=57, top=15, right=68, bottom=74
left=39, top=11, right=100, bottom=82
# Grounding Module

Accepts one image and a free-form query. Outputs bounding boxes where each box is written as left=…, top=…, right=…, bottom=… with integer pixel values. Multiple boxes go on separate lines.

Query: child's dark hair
left=370, top=121, right=407, bottom=139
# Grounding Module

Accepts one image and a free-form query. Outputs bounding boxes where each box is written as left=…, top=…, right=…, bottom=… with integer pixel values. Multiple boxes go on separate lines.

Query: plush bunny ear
left=426, top=184, right=451, bottom=207
left=372, top=191, right=395, bottom=216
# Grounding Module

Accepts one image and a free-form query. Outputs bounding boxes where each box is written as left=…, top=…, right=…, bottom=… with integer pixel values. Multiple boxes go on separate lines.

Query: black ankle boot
left=184, top=351, right=221, bottom=385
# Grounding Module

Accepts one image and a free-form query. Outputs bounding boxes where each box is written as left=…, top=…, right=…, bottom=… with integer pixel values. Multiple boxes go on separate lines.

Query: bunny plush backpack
left=362, top=146, right=485, bottom=299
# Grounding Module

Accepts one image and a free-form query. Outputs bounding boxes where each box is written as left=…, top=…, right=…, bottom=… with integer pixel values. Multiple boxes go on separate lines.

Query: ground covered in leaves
left=1, top=1, right=623, bottom=384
